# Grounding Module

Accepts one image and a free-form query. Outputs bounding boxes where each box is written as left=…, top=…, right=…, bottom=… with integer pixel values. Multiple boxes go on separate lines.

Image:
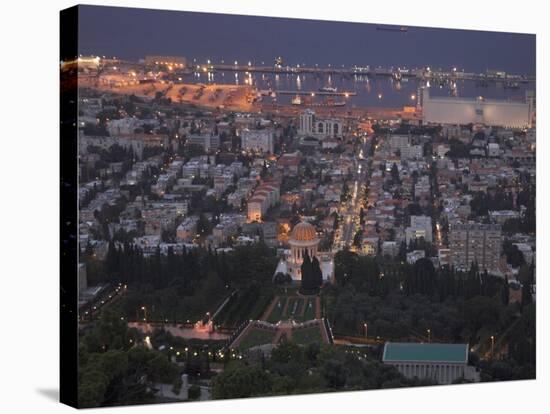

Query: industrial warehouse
left=421, top=88, right=535, bottom=128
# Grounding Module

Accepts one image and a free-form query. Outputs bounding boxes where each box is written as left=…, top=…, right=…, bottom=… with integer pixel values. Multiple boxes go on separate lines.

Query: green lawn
left=275, top=285, right=300, bottom=296
left=108, top=286, right=228, bottom=324
left=237, top=328, right=277, bottom=349
left=265, top=294, right=319, bottom=323
left=287, top=298, right=304, bottom=319
left=216, top=287, right=274, bottom=327
left=266, top=297, right=288, bottom=323
left=303, top=298, right=316, bottom=321
left=292, top=325, right=323, bottom=345
left=249, top=292, right=275, bottom=321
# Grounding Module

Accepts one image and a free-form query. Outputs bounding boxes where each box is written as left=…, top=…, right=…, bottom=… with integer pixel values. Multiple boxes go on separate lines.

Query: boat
left=319, top=86, right=338, bottom=93
left=291, top=95, right=302, bottom=105
left=504, top=81, right=520, bottom=89
left=376, top=25, right=408, bottom=32
left=392, top=71, right=402, bottom=81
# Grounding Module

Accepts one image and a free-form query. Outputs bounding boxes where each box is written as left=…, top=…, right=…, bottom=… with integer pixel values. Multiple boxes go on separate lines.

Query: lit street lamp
left=490, top=335, right=495, bottom=359
left=141, top=306, right=147, bottom=322
left=364, top=323, right=368, bottom=340
left=427, top=328, right=431, bottom=343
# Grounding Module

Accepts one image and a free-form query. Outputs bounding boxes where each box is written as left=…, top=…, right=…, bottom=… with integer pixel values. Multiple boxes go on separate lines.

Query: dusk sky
left=78, top=5, right=536, bottom=75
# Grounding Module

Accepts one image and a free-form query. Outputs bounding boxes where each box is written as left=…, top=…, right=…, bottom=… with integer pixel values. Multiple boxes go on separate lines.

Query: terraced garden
left=292, top=325, right=324, bottom=345
left=235, top=327, right=277, bottom=349
left=266, top=297, right=287, bottom=323
left=263, top=294, right=319, bottom=323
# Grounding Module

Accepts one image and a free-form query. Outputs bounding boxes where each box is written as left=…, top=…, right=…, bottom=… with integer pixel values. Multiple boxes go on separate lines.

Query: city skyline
left=66, top=5, right=536, bottom=408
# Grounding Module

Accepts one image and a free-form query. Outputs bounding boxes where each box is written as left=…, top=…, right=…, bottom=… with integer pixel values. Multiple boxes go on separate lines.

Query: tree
left=299, top=251, right=314, bottom=294
left=197, top=213, right=211, bottom=236
left=461, top=296, right=502, bottom=336
left=188, top=385, right=201, bottom=400
left=503, top=241, right=525, bottom=268
left=390, top=163, right=400, bottom=185
left=332, top=212, right=339, bottom=230
left=78, top=368, right=109, bottom=408
left=147, top=353, right=179, bottom=383
left=502, top=275, right=510, bottom=306
left=341, top=182, right=351, bottom=203
left=521, top=280, right=532, bottom=308
left=447, top=138, right=470, bottom=158
left=359, top=207, right=365, bottom=225
left=274, top=272, right=291, bottom=285
left=405, top=258, right=436, bottom=297
left=322, top=358, right=349, bottom=388
left=311, top=256, right=323, bottom=289
left=212, top=363, right=273, bottom=399
left=353, top=230, right=363, bottom=247
left=78, top=311, right=179, bottom=408
left=105, top=241, right=120, bottom=279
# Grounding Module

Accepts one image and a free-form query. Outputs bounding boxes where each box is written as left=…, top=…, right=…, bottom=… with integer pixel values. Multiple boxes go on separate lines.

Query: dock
left=275, top=90, right=357, bottom=97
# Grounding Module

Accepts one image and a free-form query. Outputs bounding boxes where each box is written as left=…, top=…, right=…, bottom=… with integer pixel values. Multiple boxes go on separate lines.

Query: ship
left=291, top=95, right=302, bottom=105
left=376, top=25, right=408, bottom=32
left=503, top=81, right=520, bottom=89
left=319, top=86, right=338, bottom=93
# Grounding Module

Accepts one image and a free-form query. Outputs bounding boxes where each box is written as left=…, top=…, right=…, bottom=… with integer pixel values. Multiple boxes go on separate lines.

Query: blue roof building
left=382, top=342, right=478, bottom=384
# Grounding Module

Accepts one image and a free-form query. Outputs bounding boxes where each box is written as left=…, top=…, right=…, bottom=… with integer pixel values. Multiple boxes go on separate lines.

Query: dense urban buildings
left=72, top=5, right=536, bottom=408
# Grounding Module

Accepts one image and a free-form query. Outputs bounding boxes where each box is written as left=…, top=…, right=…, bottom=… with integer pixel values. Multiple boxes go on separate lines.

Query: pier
left=275, top=90, right=357, bottom=97
left=200, top=64, right=535, bottom=84
left=96, top=58, right=536, bottom=84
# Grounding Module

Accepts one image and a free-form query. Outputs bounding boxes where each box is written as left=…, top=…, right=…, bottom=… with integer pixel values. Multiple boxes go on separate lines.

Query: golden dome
left=291, top=221, right=317, bottom=241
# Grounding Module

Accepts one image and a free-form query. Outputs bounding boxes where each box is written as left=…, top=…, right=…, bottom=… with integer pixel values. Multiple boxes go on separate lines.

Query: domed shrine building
left=274, top=221, right=334, bottom=282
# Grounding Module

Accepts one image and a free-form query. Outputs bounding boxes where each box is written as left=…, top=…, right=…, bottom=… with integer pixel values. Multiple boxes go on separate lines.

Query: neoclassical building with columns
left=382, top=342, right=480, bottom=384
left=274, top=221, right=334, bottom=282
left=298, top=110, right=343, bottom=139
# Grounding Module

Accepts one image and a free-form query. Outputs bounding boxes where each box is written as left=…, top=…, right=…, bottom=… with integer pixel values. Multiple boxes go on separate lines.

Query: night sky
left=77, top=5, right=536, bottom=75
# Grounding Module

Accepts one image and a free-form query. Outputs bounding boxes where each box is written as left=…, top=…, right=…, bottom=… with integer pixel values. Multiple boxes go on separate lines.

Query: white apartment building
left=406, top=215, right=433, bottom=244
left=240, top=128, right=275, bottom=154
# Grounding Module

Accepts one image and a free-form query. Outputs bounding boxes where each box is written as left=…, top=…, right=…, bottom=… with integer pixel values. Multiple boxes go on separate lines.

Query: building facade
left=186, top=134, right=220, bottom=152
left=240, top=128, right=275, bottom=154
left=246, top=182, right=280, bottom=222
left=449, top=223, right=502, bottom=272
left=382, top=342, right=477, bottom=384
left=406, top=215, right=433, bottom=244
left=422, top=88, right=535, bottom=128
left=274, top=221, right=334, bottom=282
left=298, top=110, right=343, bottom=138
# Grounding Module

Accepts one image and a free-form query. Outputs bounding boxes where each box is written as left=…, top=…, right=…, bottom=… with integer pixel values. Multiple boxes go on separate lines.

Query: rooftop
left=382, top=342, right=468, bottom=363
left=291, top=221, right=317, bottom=242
